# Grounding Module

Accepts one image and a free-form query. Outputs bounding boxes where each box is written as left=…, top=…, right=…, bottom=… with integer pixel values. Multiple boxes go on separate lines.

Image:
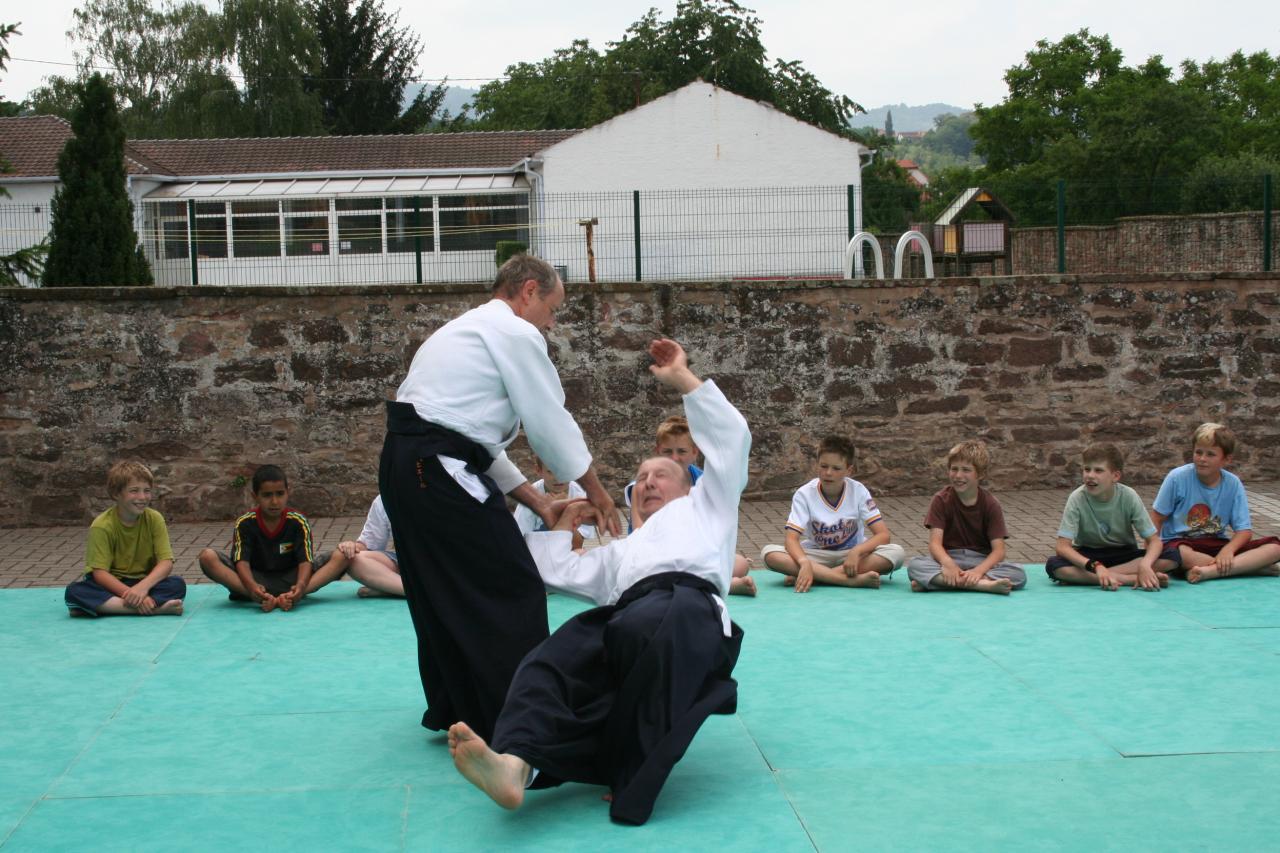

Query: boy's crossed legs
left=762, top=544, right=905, bottom=590
left=906, top=548, right=1026, bottom=595
left=1045, top=546, right=1172, bottom=590
left=198, top=549, right=349, bottom=611
left=1172, top=537, right=1280, bottom=584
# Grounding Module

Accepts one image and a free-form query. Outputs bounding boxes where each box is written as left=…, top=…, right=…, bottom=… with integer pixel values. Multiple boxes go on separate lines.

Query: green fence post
left=1056, top=180, right=1066, bottom=274
left=413, top=196, right=423, bottom=285
left=846, top=184, right=856, bottom=241
left=187, top=199, right=198, bottom=286
left=1264, top=174, right=1273, bottom=273
left=633, top=190, right=642, bottom=282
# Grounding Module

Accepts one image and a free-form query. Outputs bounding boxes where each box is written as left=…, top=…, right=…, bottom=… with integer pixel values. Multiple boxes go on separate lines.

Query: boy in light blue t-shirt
left=1151, top=423, right=1280, bottom=584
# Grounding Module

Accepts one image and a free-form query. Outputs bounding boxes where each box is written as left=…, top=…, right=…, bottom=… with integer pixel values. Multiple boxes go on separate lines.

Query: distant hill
left=402, top=84, right=478, bottom=118
left=855, top=103, right=970, bottom=134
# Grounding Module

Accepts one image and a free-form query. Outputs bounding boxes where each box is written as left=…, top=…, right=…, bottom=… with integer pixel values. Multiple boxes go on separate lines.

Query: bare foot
left=977, top=577, right=1013, bottom=595
left=1157, top=572, right=1170, bottom=588
left=1260, top=563, right=1280, bottom=577
left=911, top=580, right=925, bottom=592
left=260, top=595, right=278, bottom=613
left=356, top=586, right=386, bottom=598
left=782, top=576, right=796, bottom=587
left=1187, top=566, right=1218, bottom=584
left=729, top=576, right=757, bottom=597
left=448, top=722, right=527, bottom=810
left=156, top=600, right=183, bottom=615
left=850, top=572, right=881, bottom=589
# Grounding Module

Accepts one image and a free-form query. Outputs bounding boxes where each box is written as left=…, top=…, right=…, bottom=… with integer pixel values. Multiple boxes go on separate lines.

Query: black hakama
left=379, top=401, right=550, bottom=741
left=491, top=572, right=744, bottom=825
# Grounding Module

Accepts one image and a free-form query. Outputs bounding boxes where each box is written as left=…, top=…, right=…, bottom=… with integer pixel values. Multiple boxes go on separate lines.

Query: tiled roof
left=0, top=117, right=580, bottom=180
left=128, top=129, right=581, bottom=177
left=0, top=115, right=170, bottom=178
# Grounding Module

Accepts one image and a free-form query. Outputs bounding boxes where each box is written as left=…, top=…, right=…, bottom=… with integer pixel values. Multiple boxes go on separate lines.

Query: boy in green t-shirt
left=64, top=461, right=187, bottom=616
left=1044, top=444, right=1169, bottom=590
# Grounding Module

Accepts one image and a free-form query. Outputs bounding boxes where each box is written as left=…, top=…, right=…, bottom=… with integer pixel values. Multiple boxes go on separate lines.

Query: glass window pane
left=384, top=195, right=421, bottom=211
left=232, top=200, right=279, bottom=216
left=285, top=214, right=330, bottom=256
left=284, top=198, right=329, bottom=214
left=162, top=220, right=189, bottom=260
left=338, top=213, right=382, bottom=254
left=387, top=208, right=434, bottom=253
left=153, top=201, right=186, bottom=217
left=232, top=215, right=280, bottom=258
left=193, top=216, right=227, bottom=258
left=336, top=197, right=382, bottom=212
left=440, top=206, right=528, bottom=252
left=438, top=193, right=527, bottom=209
left=195, top=201, right=226, bottom=216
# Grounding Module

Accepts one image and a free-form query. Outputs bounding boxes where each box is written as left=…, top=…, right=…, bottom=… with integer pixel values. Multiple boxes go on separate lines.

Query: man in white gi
left=448, top=338, right=750, bottom=825
left=379, top=254, right=620, bottom=743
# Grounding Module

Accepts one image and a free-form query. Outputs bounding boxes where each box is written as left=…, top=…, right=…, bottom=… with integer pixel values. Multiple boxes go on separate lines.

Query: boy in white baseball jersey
left=761, top=436, right=905, bottom=593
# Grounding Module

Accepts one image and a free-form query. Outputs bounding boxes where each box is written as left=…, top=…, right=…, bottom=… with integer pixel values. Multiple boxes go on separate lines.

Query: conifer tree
left=42, top=73, right=153, bottom=286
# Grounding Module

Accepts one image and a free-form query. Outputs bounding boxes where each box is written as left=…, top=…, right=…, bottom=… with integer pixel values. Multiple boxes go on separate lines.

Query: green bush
left=495, top=240, right=528, bottom=267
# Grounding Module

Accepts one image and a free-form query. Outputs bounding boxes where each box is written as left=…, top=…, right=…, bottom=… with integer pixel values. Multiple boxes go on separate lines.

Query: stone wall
left=2, top=273, right=1278, bottom=526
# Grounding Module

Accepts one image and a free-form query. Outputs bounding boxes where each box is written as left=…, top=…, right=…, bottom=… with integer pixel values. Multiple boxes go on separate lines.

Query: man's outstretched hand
left=648, top=339, right=701, bottom=394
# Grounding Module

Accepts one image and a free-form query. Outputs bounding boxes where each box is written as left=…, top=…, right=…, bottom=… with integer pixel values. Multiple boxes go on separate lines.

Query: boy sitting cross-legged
left=762, top=435, right=905, bottom=593
left=1045, top=444, right=1169, bottom=591
left=906, top=440, right=1026, bottom=595
left=198, top=464, right=349, bottom=611
left=1151, top=422, right=1280, bottom=584
left=65, top=461, right=187, bottom=617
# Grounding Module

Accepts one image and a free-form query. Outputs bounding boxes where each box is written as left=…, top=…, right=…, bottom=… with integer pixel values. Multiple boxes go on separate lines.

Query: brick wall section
left=1008, top=211, right=1278, bottom=275
left=2, top=273, right=1279, bottom=526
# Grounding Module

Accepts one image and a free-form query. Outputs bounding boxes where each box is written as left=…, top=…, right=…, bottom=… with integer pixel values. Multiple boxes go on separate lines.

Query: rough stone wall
left=2, top=273, right=1278, bottom=526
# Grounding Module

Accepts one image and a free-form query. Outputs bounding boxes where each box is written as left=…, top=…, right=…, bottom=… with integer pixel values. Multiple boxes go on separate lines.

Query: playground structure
left=843, top=187, right=1014, bottom=280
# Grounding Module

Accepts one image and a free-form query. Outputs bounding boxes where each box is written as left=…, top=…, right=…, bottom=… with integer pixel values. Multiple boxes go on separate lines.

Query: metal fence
left=1, top=176, right=1274, bottom=286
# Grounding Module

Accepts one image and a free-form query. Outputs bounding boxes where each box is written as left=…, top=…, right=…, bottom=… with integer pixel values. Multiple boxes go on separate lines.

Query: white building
left=0, top=82, right=871, bottom=286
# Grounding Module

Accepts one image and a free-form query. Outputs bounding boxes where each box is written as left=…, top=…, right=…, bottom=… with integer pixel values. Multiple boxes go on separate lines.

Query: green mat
left=3, top=567, right=1278, bottom=851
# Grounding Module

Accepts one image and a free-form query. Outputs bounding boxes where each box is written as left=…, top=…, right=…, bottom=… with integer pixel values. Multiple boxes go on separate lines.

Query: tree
left=1180, top=152, right=1280, bottom=213
left=884, top=110, right=893, bottom=137
left=467, top=0, right=862, bottom=136
left=304, top=0, right=443, bottom=134
left=221, top=0, right=324, bottom=136
left=1181, top=51, right=1280, bottom=160
left=1, top=22, right=49, bottom=285
left=42, top=74, right=153, bottom=287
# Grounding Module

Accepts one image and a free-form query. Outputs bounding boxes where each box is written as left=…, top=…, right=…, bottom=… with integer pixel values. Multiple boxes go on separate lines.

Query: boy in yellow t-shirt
left=64, top=461, right=187, bottom=617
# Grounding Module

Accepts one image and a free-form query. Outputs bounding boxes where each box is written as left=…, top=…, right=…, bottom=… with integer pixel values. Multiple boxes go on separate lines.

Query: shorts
left=760, top=542, right=906, bottom=572
left=1162, top=535, right=1280, bottom=568
left=65, top=573, right=188, bottom=616
left=213, top=551, right=332, bottom=598
left=1045, top=545, right=1148, bottom=580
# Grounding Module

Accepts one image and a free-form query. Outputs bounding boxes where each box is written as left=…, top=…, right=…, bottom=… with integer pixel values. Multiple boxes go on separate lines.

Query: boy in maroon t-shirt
left=906, top=440, right=1026, bottom=594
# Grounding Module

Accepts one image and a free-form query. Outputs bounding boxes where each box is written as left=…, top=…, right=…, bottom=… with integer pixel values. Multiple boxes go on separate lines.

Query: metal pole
left=633, top=190, right=642, bottom=282
left=1264, top=174, right=1273, bottom=273
left=846, top=184, right=856, bottom=242
left=1056, top=180, right=1066, bottom=274
left=187, top=199, right=199, bottom=286
left=412, top=196, right=423, bottom=285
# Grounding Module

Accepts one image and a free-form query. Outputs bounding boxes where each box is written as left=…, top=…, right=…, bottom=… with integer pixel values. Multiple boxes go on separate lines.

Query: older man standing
left=380, top=254, right=619, bottom=742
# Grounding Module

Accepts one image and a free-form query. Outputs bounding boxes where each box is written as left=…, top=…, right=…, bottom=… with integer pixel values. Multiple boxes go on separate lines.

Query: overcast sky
left=4, top=0, right=1277, bottom=110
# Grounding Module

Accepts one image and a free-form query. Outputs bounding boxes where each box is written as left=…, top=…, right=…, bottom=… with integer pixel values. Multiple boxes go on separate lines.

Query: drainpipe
left=854, top=149, right=876, bottom=276
left=518, top=157, right=545, bottom=256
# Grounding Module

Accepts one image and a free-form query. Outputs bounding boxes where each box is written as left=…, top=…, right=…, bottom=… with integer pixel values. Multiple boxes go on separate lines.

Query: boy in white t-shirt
left=762, top=436, right=905, bottom=593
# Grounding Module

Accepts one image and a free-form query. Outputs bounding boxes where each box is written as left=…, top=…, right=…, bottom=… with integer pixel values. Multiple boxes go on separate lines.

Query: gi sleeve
left=684, top=380, right=750, bottom=525
left=491, top=326, right=592, bottom=484
left=524, top=531, right=620, bottom=605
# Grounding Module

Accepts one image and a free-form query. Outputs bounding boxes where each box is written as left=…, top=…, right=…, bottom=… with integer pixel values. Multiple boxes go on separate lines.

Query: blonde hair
left=947, top=440, right=991, bottom=476
left=655, top=415, right=694, bottom=446
left=1193, top=422, right=1236, bottom=456
left=106, top=461, right=154, bottom=497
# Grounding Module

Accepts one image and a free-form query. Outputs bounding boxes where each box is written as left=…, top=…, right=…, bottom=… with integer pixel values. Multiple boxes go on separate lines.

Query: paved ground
left=4, top=483, right=1280, bottom=589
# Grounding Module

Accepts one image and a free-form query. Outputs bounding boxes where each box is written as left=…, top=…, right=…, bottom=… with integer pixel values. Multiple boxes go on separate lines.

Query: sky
left=3, top=0, right=1278, bottom=110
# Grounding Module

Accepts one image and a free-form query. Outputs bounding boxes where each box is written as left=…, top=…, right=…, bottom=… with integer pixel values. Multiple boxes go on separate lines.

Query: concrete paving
left=4, top=482, right=1279, bottom=591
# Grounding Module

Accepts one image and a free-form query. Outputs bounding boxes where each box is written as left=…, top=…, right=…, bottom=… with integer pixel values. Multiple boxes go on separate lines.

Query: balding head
left=632, top=456, right=693, bottom=527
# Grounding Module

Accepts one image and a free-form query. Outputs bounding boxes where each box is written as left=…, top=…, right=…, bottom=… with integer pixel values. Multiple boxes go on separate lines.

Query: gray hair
left=492, top=254, right=560, bottom=299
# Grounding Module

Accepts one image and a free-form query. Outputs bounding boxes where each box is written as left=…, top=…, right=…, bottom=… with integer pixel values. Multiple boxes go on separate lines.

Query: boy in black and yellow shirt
left=198, top=465, right=348, bottom=611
